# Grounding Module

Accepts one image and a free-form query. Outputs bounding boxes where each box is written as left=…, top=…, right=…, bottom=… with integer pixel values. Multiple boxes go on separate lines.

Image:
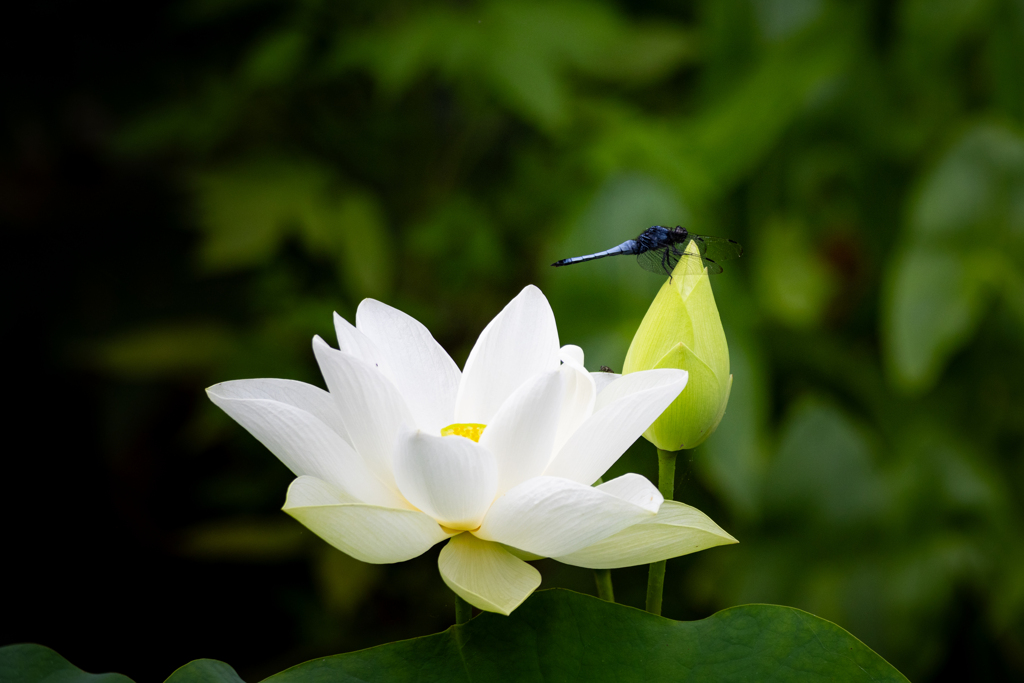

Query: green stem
left=645, top=448, right=678, bottom=616
left=593, top=568, right=615, bottom=602
left=455, top=593, right=473, bottom=625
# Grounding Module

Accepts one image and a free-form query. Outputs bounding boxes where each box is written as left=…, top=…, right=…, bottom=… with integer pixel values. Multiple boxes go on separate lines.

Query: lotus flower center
left=440, top=423, right=486, bottom=443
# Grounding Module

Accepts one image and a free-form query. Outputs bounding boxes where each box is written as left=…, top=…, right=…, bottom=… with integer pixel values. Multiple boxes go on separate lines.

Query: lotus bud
left=622, top=239, right=733, bottom=450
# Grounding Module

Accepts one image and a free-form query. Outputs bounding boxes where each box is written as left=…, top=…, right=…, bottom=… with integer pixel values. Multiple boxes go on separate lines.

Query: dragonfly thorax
left=637, top=225, right=689, bottom=251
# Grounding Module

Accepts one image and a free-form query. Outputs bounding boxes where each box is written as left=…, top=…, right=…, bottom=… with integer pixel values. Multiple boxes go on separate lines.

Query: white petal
left=438, top=533, right=541, bottom=615
left=454, top=285, right=560, bottom=424
left=283, top=474, right=357, bottom=505
left=393, top=430, right=498, bottom=530
left=552, top=352, right=597, bottom=455
left=284, top=476, right=451, bottom=563
left=475, top=476, right=656, bottom=557
left=501, top=545, right=546, bottom=561
left=356, top=299, right=461, bottom=434
left=591, top=371, right=620, bottom=395
left=543, top=369, right=688, bottom=485
left=334, top=312, right=384, bottom=367
left=593, top=368, right=686, bottom=412
left=313, top=337, right=415, bottom=492
left=595, top=473, right=663, bottom=513
left=207, top=384, right=403, bottom=508
left=207, top=378, right=350, bottom=443
left=554, top=500, right=738, bottom=569
left=560, top=344, right=585, bottom=366
left=479, top=370, right=563, bottom=496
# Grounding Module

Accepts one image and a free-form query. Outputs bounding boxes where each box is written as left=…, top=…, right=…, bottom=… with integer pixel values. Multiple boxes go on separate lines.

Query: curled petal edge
left=554, top=500, right=737, bottom=569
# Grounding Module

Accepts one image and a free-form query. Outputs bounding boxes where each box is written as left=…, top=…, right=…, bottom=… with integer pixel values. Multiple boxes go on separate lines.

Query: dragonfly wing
left=636, top=247, right=681, bottom=275
left=692, top=235, right=743, bottom=262
left=701, top=257, right=724, bottom=275
left=640, top=242, right=730, bottom=276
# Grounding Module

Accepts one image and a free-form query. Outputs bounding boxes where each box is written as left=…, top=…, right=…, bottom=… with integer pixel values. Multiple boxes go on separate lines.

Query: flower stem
left=593, top=568, right=615, bottom=602
left=646, top=448, right=678, bottom=615
left=455, top=593, right=473, bottom=625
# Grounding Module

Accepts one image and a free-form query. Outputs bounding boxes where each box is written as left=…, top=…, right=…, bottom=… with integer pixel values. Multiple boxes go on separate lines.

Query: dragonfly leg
left=663, top=244, right=683, bottom=280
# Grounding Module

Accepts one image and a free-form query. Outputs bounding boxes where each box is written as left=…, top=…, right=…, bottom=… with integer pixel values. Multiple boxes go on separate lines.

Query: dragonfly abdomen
left=551, top=239, right=639, bottom=267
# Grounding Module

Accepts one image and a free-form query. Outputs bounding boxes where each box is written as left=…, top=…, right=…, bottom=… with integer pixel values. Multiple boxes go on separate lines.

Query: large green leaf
left=0, top=644, right=133, bottom=683
left=0, top=591, right=909, bottom=682
left=165, top=660, right=246, bottom=683
left=265, top=589, right=904, bottom=683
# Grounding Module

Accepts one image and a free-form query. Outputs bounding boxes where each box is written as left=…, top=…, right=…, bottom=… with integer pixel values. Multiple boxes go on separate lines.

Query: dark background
left=4, top=0, right=1023, bottom=681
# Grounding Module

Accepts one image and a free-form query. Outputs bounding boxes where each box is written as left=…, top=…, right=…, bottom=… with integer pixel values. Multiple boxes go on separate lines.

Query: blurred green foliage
left=20, top=0, right=1024, bottom=680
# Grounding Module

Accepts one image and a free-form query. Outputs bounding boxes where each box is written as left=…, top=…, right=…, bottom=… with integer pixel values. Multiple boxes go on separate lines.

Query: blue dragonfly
left=552, top=225, right=743, bottom=276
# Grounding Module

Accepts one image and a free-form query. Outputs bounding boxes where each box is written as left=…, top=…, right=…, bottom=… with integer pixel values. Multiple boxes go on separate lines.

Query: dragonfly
left=552, top=225, right=743, bottom=276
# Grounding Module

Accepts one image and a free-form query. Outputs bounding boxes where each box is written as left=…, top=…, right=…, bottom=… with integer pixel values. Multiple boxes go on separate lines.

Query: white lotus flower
left=208, top=285, right=735, bottom=614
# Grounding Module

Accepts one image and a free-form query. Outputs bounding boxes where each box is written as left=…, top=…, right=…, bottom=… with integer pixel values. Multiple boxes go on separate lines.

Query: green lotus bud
left=622, top=240, right=733, bottom=450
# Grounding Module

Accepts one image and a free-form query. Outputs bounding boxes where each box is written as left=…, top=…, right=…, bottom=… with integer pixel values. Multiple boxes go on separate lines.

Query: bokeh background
left=4, top=0, right=1024, bottom=680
